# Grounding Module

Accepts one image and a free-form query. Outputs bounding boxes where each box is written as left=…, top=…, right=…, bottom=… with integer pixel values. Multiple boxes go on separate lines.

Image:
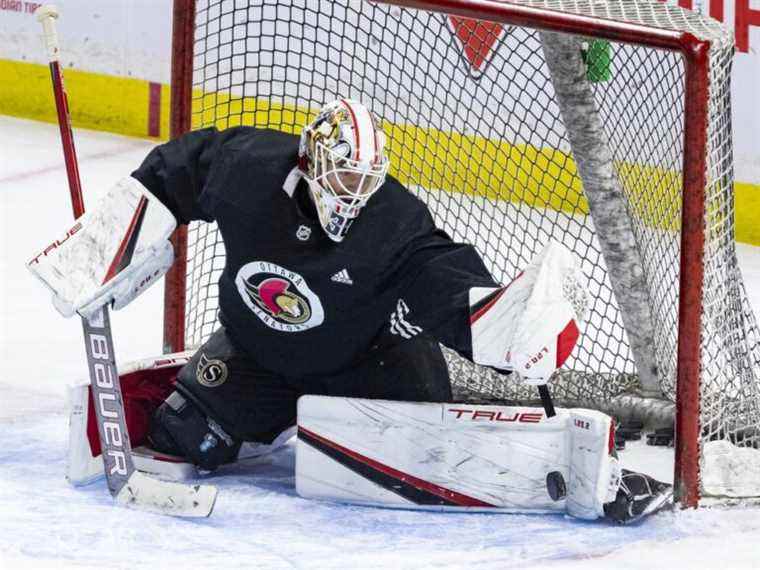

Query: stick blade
left=116, top=471, right=218, bottom=518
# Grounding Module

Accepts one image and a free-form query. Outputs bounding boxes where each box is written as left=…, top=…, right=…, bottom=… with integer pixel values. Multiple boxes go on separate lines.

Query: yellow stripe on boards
left=192, top=91, right=589, bottom=215
left=2, top=65, right=757, bottom=245
left=192, top=91, right=314, bottom=135
left=0, top=59, right=169, bottom=140
left=385, top=122, right=587, bottom=215
left=193, top=91, right=760, bottom=243
left=736, top=182, right=760, bottom=245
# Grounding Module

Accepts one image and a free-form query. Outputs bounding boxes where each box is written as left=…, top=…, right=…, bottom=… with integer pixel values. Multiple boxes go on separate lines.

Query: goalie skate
left=603, top=470, right=673, bottom=524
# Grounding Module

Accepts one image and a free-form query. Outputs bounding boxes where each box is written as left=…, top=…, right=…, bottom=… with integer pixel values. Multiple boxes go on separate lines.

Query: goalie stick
left=35, top=4, right=217, bottom=517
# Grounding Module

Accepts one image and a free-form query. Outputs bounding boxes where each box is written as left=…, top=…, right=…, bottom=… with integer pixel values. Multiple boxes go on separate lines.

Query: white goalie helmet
left=299, top=99, right=389, bottom=242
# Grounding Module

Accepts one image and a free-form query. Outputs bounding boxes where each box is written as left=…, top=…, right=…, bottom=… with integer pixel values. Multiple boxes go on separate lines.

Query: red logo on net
left=447, top=408, right=543, bottom=423
left=447, top=16, right=506, bottom=77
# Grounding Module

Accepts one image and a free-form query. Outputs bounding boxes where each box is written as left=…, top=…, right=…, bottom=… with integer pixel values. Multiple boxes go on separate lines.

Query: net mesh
left=179, top=0, right=760, bottom=496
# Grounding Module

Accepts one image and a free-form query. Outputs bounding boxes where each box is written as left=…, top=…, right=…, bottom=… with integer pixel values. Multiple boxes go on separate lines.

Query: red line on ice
left=0, top=142, right=152, bottom=185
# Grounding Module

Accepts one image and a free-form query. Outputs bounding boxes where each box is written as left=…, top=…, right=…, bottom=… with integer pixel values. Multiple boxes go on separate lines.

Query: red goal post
left=165, top=0, right=759, bottom=508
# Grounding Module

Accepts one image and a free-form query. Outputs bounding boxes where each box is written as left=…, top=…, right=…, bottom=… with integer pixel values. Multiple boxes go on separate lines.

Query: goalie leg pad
left=296, top=396, right=620, bottom=519
left=67, top=381, right=107, bottom=486
left=67, top=353, right=199, bottom=485
left=67, top=384, right=198, bottom=485
left=566, top=409, right=621, bottom=519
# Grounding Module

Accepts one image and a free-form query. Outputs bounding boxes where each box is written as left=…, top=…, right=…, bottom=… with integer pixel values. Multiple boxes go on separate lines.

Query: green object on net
left=582, top=40, right=612, bottom=83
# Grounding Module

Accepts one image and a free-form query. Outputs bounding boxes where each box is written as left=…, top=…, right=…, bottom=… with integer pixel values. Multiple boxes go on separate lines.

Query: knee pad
left=148, top=391, right=241, bottom=471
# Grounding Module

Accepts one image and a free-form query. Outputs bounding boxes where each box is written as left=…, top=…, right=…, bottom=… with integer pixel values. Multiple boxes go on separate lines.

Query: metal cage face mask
left=299, top=99, right=389, bottom=242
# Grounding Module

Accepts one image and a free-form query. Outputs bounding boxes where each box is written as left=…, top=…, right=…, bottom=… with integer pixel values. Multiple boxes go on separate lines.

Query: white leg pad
left=567, top=409, right=621, bottom=519
left=66, top=381, right=104, bottom=486
left=296, top=396, right=620, bottom=519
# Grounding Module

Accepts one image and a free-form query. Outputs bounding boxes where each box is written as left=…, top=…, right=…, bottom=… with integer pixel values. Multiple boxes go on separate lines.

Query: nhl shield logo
left=196, top=353, right=228, bottom=388
left=296, top=225, right=312, bottom=241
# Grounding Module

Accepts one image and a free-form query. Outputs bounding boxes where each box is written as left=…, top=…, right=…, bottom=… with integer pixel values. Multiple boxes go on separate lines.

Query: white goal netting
left=176, top=0, right=760, bottom=499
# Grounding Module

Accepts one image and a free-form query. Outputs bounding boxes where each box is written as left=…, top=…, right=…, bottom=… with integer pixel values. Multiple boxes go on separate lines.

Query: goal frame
left=165, top=0, right=712, bottom=508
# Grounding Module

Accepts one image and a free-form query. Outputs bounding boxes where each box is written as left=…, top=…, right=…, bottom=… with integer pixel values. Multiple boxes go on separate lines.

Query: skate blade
left=620, top=487, right=674, bottom=524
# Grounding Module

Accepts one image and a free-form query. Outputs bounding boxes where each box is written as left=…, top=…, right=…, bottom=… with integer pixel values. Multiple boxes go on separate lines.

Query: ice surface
left=1, top=116, right=759, bottom=569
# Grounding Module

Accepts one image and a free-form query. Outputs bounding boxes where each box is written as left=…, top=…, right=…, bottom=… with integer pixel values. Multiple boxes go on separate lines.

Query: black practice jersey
left=132, top=127, right=498, bottom=379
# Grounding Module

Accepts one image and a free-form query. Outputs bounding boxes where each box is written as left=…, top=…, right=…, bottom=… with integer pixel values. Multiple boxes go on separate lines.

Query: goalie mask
left=299, top=99, right=389, bottom=242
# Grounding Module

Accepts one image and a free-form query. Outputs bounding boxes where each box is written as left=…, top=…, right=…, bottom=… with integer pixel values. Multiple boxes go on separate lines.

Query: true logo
left=196, top=353, right=228, bottom=388
left=235, top=261, right=324, bottom=332
left=28, top=221, right=82, bottom=265
left=447, top=408, right=544, bottom=423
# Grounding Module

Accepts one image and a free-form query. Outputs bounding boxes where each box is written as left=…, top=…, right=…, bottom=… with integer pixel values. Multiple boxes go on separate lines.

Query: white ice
left=1, top=115, right=759, bottom=569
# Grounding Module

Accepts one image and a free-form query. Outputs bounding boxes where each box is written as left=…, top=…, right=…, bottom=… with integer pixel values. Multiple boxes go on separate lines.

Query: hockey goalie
left=28, top=99, right=671, bottom=523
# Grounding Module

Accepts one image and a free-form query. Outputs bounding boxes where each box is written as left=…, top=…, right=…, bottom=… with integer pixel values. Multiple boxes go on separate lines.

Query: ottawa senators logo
left=245, top=277, right=311, bottom=325
left=235, top=261, right=324, bottom=332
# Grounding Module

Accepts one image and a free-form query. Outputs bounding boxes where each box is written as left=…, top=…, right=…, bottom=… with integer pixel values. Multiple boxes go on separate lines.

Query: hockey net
left=167, top=0, right=760, bottom=505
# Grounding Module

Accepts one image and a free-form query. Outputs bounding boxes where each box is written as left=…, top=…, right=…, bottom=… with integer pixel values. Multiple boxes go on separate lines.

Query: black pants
left=175, top=327, right=452, bottom=443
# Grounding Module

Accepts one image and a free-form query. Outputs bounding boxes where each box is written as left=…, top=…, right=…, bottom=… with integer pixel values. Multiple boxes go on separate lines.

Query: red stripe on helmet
left=341, top=99, right=361, bottom=162
left=372, top=114, right=380, bottom=164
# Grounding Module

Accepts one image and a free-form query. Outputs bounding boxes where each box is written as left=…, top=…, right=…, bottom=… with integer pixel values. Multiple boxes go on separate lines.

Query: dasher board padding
left=296, top=396, right=613, bottom=515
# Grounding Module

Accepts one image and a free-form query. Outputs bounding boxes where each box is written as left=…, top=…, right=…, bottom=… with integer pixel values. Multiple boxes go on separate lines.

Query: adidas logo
left=331, top=269, right=353, bottom=285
